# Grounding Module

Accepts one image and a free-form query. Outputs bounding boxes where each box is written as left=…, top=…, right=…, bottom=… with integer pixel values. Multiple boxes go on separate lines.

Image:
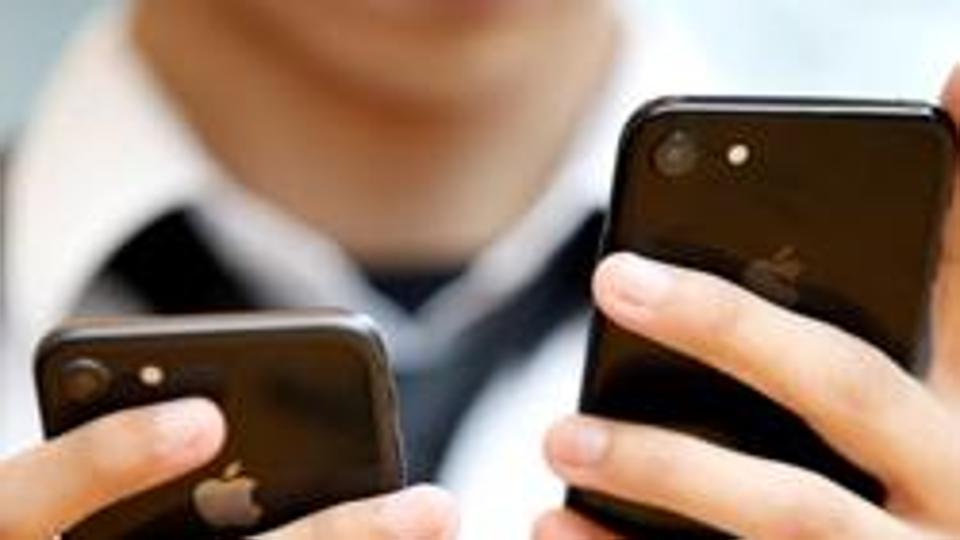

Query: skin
left=538, top=68, right=960, bottom=539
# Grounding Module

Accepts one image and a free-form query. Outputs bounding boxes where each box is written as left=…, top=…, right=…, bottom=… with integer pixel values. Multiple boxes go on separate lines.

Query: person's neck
left=133, top=0, right=618, bottom=268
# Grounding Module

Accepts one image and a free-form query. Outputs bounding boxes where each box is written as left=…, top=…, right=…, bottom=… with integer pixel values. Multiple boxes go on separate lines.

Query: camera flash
left=727, top=143, right=751, bottom=167
left=139, top=365, right=165, bottom=387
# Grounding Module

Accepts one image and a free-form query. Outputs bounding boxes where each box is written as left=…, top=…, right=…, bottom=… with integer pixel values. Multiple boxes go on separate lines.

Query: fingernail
left=380, top=485, right=457, bottom=539
left=550, top=417, right=610, bottom=469
left=601, top=254, right=674, bottom=310
left=150, top=399, right=223, bottom=456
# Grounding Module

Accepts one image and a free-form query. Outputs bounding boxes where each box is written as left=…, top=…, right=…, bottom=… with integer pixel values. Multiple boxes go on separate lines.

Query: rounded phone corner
left=31, top=318, right=125, bottom=379
left=33, top=325, right=80, bottom=381
left=927, top=104, right=960, bottom=151
left=621, top=96, right=690, bottom=138
left=339, top=311, right=386, bottom=345
left=332, top=312, right=391, bottom=367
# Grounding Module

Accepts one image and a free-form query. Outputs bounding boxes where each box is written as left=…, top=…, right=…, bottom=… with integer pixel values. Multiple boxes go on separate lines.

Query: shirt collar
left=6, top=6, right=223, bottom=341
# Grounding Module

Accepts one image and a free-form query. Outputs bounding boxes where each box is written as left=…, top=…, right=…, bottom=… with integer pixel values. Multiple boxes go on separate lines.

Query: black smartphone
left=35, top=309, right=404, bottom=540
left=570, top=97, right=957, bottom=538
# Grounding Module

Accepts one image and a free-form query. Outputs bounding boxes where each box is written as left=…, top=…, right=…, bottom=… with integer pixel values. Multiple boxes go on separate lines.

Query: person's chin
left=370, top=0, right=552, bottom=19
left=443, top=0, right=547, bottom=11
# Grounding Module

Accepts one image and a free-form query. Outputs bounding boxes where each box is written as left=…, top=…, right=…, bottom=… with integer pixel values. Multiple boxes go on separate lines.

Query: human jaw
left=228, top=0, right=580, bottom=106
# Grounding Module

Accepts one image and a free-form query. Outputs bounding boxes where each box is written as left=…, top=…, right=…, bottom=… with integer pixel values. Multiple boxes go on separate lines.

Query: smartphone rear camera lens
left=60, top=358, right=112, bottom=404
left=653, top=130, right=700, bottom=178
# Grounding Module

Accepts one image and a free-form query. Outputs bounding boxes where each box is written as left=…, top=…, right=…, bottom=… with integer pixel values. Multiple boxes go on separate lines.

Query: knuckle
left=763, top=471, right=850, bottom=540
left=82, top=410, right=172, bottom=478
left=818, top=334, right=901, bottom=422
left=606, top=429, right=683, bottom=500
left=630, top=448, right=682, bottom=498
left=693, top=277, right=770, bottom=368
left=682, top=272, right=750, bottom=342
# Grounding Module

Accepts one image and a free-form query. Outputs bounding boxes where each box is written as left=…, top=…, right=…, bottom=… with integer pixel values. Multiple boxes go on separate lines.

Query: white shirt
left=1, top=3, right=716, bottom=538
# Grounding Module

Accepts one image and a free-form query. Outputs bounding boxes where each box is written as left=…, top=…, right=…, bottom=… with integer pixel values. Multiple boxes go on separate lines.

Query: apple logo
left=193, top=460, right=264, bottom=529
left=742, top=246, right=804, bottom=307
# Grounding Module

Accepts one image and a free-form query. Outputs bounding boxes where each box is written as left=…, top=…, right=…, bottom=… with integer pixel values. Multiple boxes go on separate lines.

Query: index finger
left=0, top=399, right=224, bottom=538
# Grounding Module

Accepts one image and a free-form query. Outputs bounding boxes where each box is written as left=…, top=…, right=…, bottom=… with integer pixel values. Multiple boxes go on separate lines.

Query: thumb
left=931, top=63, right=960, bottom=404
left=259, top=485, right=458, bottom=540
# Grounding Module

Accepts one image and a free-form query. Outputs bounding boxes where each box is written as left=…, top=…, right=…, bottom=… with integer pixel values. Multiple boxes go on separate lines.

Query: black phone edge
left=625, top=95, right=957, bottom=132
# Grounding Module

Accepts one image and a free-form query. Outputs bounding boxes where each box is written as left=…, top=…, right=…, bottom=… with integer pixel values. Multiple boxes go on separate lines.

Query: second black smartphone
left=36, top=309, right=404, bottom=540
left=571, top=97, right=956, bottom=537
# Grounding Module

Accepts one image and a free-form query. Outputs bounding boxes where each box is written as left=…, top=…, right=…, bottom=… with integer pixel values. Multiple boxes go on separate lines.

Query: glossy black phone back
left=36, top=310, right=404, bottom=540
left=571, top=97, right=957, bottom=538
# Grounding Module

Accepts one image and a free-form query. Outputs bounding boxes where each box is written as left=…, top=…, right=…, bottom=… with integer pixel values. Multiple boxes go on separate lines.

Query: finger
left=259, top=485, right=458, bottom=540
left=931, top=62, right=960, bottom=406
left=593, top=253, right=960, bottom=512
left=545, top=416, right=921, bottom=540
left=533, top=508, right=619, bottom=540
left=0, top=398, right=225, bottom=539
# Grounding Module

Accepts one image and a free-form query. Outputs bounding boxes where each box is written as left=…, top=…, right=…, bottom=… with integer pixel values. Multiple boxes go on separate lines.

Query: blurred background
left=1, top=0, right=959, bottom=137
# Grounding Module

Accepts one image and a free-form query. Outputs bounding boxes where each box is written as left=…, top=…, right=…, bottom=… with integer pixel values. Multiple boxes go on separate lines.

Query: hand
left=0, top=398, right=457, bottom=540
left=537, top=67, right=960, bottom=540
left=260, top=485, right=458, bottom=540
